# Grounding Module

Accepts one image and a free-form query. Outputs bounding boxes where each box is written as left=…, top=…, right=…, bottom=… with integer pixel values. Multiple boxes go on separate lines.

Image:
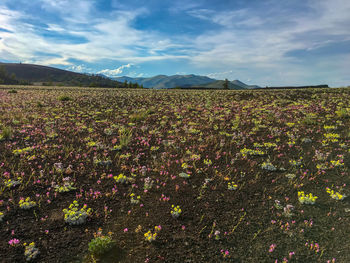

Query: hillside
left=231, top=79, right=261, bottom=89
left=0, top=63, right=122, bottom=87
left=115, top=74, right=216, bottom=89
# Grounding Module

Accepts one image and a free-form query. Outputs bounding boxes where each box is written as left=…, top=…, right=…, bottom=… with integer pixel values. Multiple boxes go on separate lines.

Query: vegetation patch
left=0, top=86, right=349, bottom=262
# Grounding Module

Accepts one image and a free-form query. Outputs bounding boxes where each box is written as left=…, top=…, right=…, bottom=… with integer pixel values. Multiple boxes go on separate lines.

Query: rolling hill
left=0, top=63, right=122, bottom=87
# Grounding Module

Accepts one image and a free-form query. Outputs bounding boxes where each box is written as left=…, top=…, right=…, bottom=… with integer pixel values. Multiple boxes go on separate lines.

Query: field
left=0, top=86, right=350, bottom=263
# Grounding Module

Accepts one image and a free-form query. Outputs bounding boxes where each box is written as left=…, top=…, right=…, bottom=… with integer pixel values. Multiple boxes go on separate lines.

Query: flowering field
left=0, top=86, right=350, bottom=263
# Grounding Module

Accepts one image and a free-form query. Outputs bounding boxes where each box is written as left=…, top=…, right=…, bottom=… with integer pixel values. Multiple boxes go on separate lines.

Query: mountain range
left=0, top=62, right=261, bottom=89
left=114, top=75, right=261, bottom=89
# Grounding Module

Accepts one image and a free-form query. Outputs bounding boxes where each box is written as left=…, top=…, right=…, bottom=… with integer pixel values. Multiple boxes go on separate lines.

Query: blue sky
left=0, top=0, right=349, bottom=86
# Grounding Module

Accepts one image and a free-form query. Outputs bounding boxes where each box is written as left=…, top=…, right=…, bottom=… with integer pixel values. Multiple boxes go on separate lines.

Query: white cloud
left=0, top=3, right=188, bottom=67
left=97, top=63, right=133, bottom=77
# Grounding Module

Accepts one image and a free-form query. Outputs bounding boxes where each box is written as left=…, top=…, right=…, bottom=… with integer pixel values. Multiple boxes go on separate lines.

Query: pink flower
left=124, top=228, right=128, bottom=232
left=8, top=238, right=20, bottom=246
left=269, top=244, right=276, bottom=253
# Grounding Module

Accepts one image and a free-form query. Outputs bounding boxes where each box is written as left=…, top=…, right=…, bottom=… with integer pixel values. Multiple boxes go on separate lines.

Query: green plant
left=130, top=110, right=149, bottom=122
left=4, top=178, right=22, bottom=188
left=144, top=225, right=162, bottom=242
left=227, top=181, right=238, bottom=190
left=301, top=114, right=317, bottom=125
left=113, top=173, right=128, bottom=184
left=63, top=201, right=92, bottom=225
left=171, top=205, right=182, bottom=218
left=36, top=101, right=44, bottom=108
left=19, top=197, right=37, bottom=210
left=298, top=191, right=318, bottom=204
left=58, top=95, right=72, bottom=102
left=0, top=126, right=13, bottom=141
left=8, top=89, right=17, bottom=93
left=335, top=108, right=349, bottom=119
left=88, top=234, right=115, bottom=257
left=118, top=128, right=132, bottom=148
left=24, top=242, right=39, bottom=261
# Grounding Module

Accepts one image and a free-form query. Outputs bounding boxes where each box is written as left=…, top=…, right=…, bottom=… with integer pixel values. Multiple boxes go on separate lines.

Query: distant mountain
left=231, top=79, right=261, bottom=89
left=115, top=75, right=261, bottom=90
left=0, top=63, right=122, bottom=87
left=115, top=74, right=216, bottom=89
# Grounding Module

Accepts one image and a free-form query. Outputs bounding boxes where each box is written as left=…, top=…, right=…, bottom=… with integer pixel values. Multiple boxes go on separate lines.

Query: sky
left=0, top=0, right=349, bottom=86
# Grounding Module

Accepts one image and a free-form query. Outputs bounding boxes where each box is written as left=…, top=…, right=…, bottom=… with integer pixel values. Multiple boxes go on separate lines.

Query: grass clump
left=58, top=95, right=72, bottom=102
left=88, top=231, right=115, bottom=257
left=118, top=128, right=132, bottom=148
left=8, top=89, right=17, bottom=93
left=0, top=126, right=13, bottom=141
left=335, top=108, right=349, bottom=119
left=129, top=110, right=150, bottom=122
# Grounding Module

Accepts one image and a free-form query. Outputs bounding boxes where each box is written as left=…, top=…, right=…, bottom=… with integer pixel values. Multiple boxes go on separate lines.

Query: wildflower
left=261, top=161, right=277, bottom=171
left=114, top=174, right=128, bottom=184
left=283, top=204, right=294, bottom=217
left=220, top=249, right=230, bottom=258
left=8, top=238, right=20, bottom=246
left=19, top=197, right=37, bottom=210
left=143, top=177, right=153, bottom=190
left=227, top=181, right=238, bottom=190
left=179, top=172, right=190, bottom=178
left=269, top=244, right=276, bottom=252
left=326, top=187, right=345, bottom=200
left=24, top=242, right=40, bottom=261
left=214, top=230, right=220, bottom=240
left=144, top=225, right=162, bottom=242
left=130, top=193, right=141, bottom=204
left=171, top=205, right=182, bottom=218
left=203, top=159, right=212, bottom=166
left=63, top=201, right=92, bottom=225
left=0, top=211, right=4, bottom=222
left=4, top=178, right=22, bottom=188
left=298, top=191, right=318, bottom=204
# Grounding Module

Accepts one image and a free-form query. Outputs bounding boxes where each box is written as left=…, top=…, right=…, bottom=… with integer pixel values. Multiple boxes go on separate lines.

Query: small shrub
left=0, top=126, right=13, bottom=141
left=298, top=191, right=318, bottom=204
left=301, top=114, right=317, bottom=125
left=129, top=110, right=149, bottom=122
left=58, top=95, right=72, bottom=102
left=36, top=102, right=44, bottom=108
left=8, top=89, right=17, bottom=93
left=88, top=234, right=115, bottom=257
left=335, top=108, right=349, bottom=119
left=119, top=128, right=132, bottom=148
left=63, top=201, right=92, bottom=225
